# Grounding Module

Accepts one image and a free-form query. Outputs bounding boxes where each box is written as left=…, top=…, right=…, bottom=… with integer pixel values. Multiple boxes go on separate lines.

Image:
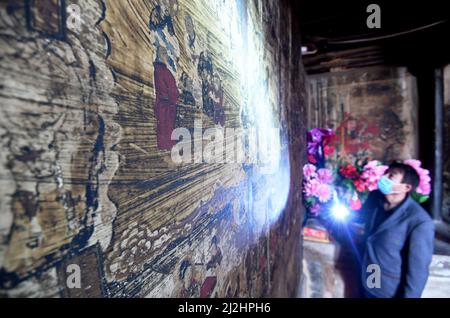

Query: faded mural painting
left=307, top=67, right=419, bottom=165
left=0, top=0, right=306, bottom=297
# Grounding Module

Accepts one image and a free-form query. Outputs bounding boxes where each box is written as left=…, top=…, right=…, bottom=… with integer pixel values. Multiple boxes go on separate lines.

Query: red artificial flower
left=339, top=164, right=359, bottom=179
left=324, top=145, right=335, bottom=156
left=308, top=154, right=317, bottom=164
left=353, top=179, right=366, bottom=192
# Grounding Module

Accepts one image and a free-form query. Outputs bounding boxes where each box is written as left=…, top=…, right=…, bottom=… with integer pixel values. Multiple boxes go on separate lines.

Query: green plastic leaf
left=411, top=191, right=429, bottom=203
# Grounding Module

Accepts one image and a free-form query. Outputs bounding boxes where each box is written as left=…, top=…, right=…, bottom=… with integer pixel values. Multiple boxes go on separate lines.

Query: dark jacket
left=360, top=190, right=435, bottom=298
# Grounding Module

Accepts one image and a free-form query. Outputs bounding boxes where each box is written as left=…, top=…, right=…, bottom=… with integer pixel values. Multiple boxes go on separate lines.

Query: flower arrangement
left=303, top=163, right=334, bottom=215
left=302, top=128, right=431, bottom=218
left=334, top=158, right=388, bottom=209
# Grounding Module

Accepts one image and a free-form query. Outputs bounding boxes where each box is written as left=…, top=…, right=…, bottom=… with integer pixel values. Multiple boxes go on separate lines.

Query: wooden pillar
left=433, top=68, right=443, bottom=221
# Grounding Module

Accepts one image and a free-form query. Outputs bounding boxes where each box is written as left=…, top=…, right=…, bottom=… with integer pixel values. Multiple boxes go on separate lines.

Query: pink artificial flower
left=403, top=159, right=432, bottom=195
left=353, top=179, right=367, bottom=192
left=350, top=196, right=362, bottom=211
left=303, top=164, right=317, bottom=179
left=315, top=183, right=332, bottom=203
left=364, top=160, right=379, bottom=170
left=317, top=168, right=333, bottom=184
left=376, top=164, right=389, bottom=175
left=418, top=183, right=431, bottom=195
left=303, top=178, right=320, bottom=197
left=357, top=160, right=388, bottom=192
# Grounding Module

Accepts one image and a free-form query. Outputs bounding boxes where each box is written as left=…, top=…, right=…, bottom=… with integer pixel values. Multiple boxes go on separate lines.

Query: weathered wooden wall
left=0, top=0, right=307, bottom=297
left=307, top=66, right=419, bottom=164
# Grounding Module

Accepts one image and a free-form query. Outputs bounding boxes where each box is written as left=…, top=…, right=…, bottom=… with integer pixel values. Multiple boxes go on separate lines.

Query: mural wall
left=0, top=0, right=307, bottom=297
left=307, top=66, right=419, bottom=164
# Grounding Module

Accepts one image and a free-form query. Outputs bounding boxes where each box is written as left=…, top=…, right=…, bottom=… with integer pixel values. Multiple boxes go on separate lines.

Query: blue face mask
left=377, top=175, right=397, bottom=195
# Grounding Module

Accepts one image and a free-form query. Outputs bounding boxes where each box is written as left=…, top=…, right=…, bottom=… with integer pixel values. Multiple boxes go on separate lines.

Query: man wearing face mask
left=359, top=161, right=435, bottom=298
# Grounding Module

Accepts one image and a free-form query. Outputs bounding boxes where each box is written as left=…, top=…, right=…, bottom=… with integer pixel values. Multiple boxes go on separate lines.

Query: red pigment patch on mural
left=270, top=232, right=277, bottom=251
left=259, top=255, right=267, bottom=270
left=200, top=276, right=217, bottom=298
left=153, top=61, right=179, bottom=150
left=334, top=112, right=380, bottom=155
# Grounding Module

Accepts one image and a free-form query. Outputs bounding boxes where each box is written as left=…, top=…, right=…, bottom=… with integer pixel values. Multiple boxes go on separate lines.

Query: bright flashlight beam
left=331, top=203, right=350, bottom=221
left=330, top=190, right=350, bottom=221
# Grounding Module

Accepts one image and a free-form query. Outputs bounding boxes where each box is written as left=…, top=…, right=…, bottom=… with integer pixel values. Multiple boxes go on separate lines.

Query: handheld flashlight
left=331, top=202, right=350, bottom=221
left=331, top=191, right=350, bottom=221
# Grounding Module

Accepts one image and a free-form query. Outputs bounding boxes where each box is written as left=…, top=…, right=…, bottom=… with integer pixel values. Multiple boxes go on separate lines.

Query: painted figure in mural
left=154, top=46, right=179, bottom=150
left=200, top=276, right=217, bottom=298
left=211, top=73, right=225, bottom=126
left=198, top=51, right=215, bottom=119
left=178, top=259, right=200, bottom=297
left=184, top=14, right=196, bottom=51
left=183, top=13, right=203, bottom=108
left=149, top=0, right=179, bottom=73
left=176, top=71, right=196, bottom=128
left=379, top=109, right=406, bottom=160
left=179, top=71, right=196, bottom=107
left=197, top=51, right=225, bottom=125
left=206, top=235, right=222, bottom=270
left=334, top=112, right=379, bottom=159
left=149, top=5, right=174, bottom=35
